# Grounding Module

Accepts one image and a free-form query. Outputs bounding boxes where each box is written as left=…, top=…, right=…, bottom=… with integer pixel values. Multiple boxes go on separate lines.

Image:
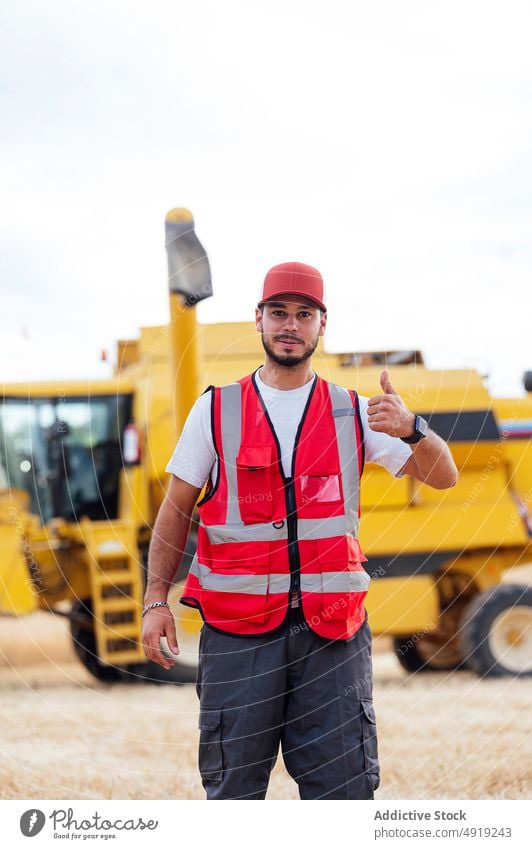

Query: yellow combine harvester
left=1, top=210, right=531, bottom=682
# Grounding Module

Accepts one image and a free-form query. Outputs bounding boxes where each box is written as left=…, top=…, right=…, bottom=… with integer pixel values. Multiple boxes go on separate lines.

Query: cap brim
left=258, top=291, right=326, bottom=312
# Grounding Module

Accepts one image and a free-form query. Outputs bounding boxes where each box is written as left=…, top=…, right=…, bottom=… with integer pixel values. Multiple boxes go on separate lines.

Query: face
left=255, top=296, right=327, bottom=368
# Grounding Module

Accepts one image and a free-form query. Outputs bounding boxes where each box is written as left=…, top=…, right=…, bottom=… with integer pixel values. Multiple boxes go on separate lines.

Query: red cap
left=258, top=261, right=326, bottom=312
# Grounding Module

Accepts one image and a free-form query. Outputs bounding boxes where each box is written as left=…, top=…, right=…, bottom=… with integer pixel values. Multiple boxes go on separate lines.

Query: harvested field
left=1, top=569, right=531, bottom=801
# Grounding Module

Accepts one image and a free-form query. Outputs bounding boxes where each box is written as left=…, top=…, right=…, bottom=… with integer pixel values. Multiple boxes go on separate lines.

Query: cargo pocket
left=360, top=698, right=380, bottom=791
left=198, top=708, right=223, bottom=783
left=236, top=445, right=273, bottom=524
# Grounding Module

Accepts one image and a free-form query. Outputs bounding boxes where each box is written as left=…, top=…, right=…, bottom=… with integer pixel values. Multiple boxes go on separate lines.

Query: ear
left=255, top=306, right=263, bottom=332
left=319, top=311, right=327, bottom=336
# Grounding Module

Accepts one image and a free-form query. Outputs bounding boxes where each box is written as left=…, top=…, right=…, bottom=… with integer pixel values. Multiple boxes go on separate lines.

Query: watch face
left=416, top=416, right=429, bottom=437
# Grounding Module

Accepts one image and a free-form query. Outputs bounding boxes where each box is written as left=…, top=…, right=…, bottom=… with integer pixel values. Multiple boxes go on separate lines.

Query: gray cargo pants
left=195, top=605, right=380, bottom=800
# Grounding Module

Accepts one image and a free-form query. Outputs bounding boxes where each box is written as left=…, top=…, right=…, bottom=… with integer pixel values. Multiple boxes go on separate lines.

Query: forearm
left=144, top=502, right=192, bottom=603
left=408, top=429, right=458, bottom=489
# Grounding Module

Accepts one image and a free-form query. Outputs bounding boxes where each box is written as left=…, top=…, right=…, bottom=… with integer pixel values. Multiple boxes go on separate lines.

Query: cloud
left=1, top=1, right=532, bottom=396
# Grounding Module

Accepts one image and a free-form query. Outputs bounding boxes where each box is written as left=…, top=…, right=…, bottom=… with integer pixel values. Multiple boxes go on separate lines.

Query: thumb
left=380, top=369, right=397, bottom=395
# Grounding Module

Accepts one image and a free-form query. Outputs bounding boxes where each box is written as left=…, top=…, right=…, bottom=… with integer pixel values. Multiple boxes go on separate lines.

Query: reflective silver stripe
left=189, top=553, right=212, bottom=584
left=267, top=574, right=292, bottom=594
left=190, top=559, right=369, bottom=595
left=332, top=408, right=356, bottom=417
left=298, top=514, right=357, bottom=541
left=301, top=571, right=371, bottom=593
left=189, top=558, right=291, bottom=595
left=220, top=383, right=242, bottom=525
left=201, top=521, right=288, bottom=544
left=328, top=383, right=360, bottom=537
left=201, top=514, right=358, bottom=545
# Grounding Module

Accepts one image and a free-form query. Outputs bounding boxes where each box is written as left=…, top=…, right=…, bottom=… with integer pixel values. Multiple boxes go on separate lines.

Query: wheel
left=70, top=599, right=124, bottom=682
left=393, top=631, right=467, bottom=672
left=393, top=637, right=427, bottom=672
left=459, top=584, right=532, bottom=677
left=393, top=573, right=476, bottom=673
left=69, top=590, right=200, bottom=685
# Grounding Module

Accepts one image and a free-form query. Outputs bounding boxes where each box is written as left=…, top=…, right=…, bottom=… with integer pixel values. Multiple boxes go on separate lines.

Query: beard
left=261, top=332, right=319, bottom=368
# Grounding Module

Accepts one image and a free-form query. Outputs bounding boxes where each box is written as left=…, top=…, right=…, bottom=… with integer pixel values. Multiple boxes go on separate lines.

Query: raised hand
left=366, top=369, right=416, bottom=439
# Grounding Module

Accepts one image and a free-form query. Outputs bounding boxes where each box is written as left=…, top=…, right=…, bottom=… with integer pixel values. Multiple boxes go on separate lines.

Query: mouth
left=276, top=336, right=303, bottom=348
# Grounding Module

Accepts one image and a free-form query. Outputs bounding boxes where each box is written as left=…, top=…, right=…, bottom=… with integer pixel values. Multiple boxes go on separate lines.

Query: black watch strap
left=400, top=415, right=428, bottom=444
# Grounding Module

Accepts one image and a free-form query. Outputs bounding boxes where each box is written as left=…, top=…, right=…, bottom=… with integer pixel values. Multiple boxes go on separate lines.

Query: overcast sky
left=1, top=0, right=531, bottom=396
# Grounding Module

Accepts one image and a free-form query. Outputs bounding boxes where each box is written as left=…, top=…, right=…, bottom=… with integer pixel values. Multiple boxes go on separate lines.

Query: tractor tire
left=459, top=584, right=532, bottom=677
left=121, top=657, right=198, bottom=685
left=69, top=599, right=198, bottom=685
left=392, top=572, right=475, bottom=673
left=393, top=637, right=428, bottom=672
left=393, top=634, right=467, bottom=673
left=70, top=599, right=124, bottom=683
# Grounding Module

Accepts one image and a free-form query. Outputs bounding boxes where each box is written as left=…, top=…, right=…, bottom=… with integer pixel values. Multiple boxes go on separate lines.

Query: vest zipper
left=250, top=369, right=318, bottom=611
left=285, top=477, right=300, bottom=598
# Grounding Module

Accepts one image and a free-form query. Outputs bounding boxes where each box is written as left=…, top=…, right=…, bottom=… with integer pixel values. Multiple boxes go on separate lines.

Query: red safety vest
left=180, top=370, right=369, bottom=640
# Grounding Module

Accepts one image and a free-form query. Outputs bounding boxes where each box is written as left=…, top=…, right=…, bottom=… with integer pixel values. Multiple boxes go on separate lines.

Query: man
left=142, top=261, right=457, bottom=800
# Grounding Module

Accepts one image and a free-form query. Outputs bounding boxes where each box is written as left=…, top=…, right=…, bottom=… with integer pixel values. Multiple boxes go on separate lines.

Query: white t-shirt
left=165, top=369, right=412, bottom=487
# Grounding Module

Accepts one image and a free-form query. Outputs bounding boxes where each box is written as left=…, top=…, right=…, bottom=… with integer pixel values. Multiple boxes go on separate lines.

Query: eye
left=298, top=311, right=312, bottom=319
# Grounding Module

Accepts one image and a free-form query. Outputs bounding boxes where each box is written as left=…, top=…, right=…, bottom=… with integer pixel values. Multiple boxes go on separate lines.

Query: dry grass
left=1, top=605, right=531, bottom=801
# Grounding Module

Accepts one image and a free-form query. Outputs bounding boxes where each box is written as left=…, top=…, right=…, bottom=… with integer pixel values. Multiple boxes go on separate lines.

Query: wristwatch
left=400, top=414, right=429, bottom=444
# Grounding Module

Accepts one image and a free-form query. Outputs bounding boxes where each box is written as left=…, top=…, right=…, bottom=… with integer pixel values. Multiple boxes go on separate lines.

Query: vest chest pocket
left=300, top=473, right=342, bottom=504
left=235, top=445, right=274, bottom=523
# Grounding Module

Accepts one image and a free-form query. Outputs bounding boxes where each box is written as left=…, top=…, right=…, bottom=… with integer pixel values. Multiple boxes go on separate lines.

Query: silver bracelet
left=142, top=600, right=170, bottom=617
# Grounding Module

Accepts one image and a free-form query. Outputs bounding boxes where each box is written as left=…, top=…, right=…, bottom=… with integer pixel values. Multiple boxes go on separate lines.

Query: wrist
left=142, top=600, right=170, bottom=617
left=400, top=414, right=429, bottom=444
left=401, top=411, right=416, bottom=439
left=144, top=586, right=169, bottom=605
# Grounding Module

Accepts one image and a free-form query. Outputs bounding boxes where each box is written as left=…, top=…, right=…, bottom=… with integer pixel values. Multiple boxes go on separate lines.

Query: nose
left=283, top=312, right=299, bottom=332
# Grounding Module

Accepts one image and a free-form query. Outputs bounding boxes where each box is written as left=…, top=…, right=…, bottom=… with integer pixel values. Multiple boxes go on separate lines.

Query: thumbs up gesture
left=367, top=369, right=416, bottom=438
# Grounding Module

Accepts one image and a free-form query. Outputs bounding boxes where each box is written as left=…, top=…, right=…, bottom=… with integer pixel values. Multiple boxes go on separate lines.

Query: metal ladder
left=81, top=519, right=146, bottom=667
